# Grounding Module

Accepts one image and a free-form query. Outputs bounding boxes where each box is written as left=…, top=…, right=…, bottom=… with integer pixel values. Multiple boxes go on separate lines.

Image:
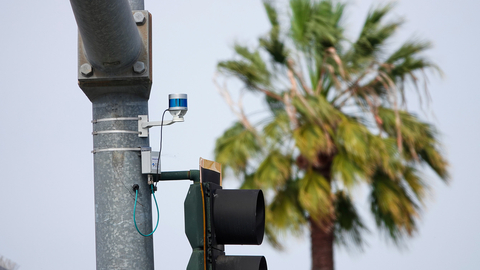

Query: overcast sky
left=0, top=0, right=479, bottom=269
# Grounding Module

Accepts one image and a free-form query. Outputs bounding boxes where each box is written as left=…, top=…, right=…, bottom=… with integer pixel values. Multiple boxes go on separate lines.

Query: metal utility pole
left=70, top=0, right=154, bottom=269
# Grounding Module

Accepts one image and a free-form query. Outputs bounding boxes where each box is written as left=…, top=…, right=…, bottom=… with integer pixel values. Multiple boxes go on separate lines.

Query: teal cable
left=133, top=184, right=160, bottom=237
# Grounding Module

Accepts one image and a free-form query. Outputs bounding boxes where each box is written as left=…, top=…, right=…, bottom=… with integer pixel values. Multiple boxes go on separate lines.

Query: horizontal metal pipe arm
left=158, top=170, right=200, bottom=183
left=142, top=120, right=175, bottom=128
left=70, top=0, right=143, bottom=72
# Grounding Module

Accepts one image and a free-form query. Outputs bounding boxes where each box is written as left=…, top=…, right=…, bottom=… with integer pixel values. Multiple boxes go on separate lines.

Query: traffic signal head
left=213, top=189, right=265, bottom=245
left=216, top=255, right=267, bottom=270
left=185, top=158, right=267, bottom=270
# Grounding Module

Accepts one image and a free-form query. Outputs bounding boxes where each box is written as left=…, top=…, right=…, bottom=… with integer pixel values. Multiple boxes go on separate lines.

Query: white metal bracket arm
left=138, top=115, right=184, bottom=137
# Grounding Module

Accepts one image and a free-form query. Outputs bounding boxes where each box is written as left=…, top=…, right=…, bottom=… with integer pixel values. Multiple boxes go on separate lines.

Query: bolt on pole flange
left=80, top=63, right=93, bottom=77
left=133, top=11, right=146, bottom=25
left=133, top=61, right=146, bottom=74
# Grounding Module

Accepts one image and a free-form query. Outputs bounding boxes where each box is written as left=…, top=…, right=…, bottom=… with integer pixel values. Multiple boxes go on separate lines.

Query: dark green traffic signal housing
left=215, top=256, right=267, bottom=270
left=185, top=183, right=205, bottom=270
left=184, top=158, right=267, bottom=270
left=213, top=189, right=265, bottom=245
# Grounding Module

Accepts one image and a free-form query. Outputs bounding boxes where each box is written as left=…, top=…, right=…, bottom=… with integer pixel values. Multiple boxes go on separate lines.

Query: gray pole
left=92, top=94, right=153, bottom=270
left=70, top=0, right=154, bottom=269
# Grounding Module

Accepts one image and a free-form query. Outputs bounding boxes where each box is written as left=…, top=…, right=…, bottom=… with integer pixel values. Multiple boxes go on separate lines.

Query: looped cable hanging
left=133, top=184, right=160, bottom=237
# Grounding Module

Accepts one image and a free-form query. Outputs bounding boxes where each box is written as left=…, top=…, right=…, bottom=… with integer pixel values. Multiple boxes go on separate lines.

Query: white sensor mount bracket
left=138, top=94, right=188, bottom=137
left=138, top=115, right=184, bottom=137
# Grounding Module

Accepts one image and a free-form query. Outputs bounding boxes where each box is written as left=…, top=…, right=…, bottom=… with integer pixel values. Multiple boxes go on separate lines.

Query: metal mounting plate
left=77, top=10, right=153, bottom=101
left=138, top=115, right=149, bottom=137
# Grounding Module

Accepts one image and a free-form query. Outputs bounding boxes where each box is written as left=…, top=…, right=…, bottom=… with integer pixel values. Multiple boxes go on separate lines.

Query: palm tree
left=214, top=1, right=449, bottom=270
left=0, top=255, right=19, bottom=270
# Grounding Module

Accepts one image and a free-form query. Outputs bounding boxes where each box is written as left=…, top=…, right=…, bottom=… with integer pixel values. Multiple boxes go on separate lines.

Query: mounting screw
left=133, top=12, right=146, bottom=25
left=80, top=63, right=93, bottom=77
left=133, top=61, right=145, bottom=74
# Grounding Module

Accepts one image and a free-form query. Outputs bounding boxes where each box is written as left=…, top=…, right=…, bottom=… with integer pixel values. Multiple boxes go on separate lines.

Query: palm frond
left=331, top=152, right=366, bottom=189
left=335, top=118, right=370, bottom=162
left=377, top=107, right=449, bottom=180
left=214, top=122, right=261, bottom=176
left=263, top=110, right=291, bottom=143
left=261, top=1, right=289, bottom=65
left=418, top=145, right=449, bottom=181
left=217, top=44, right=271, bottom=89
left=254, top=150, right=293, bottom=189
left=263, top=0, right=279, bottom=27
left=290, top=0, right=314, bottom=49
left=387, top=40, right=432, bottom=64
left=293, top=94, right=341, bottom=126
left=293, top=123, right=332, bottom=160
left=368, top=136, right=402, bottom=179
left=310, top=0, right=345, bottom=50
left=370, top=171, right=419, bottom=242
left=298, top=169, right=332, bottom=220
left=269, top=179, right=307, bottom=233
left=344, top=4, right=400, bottom=68
left=334, top=191, right=368, bottom=249
left=265, top=94, right=286, bottom=115
left=403, top=166, right=429, bottom=203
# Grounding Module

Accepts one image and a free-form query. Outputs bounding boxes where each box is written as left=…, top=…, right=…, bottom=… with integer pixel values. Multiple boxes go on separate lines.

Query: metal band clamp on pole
left=92, top=130, right=140, bottom=135
left=91, top=147, right=142, bottom=154
left=92, top=117, right=140, bottom=123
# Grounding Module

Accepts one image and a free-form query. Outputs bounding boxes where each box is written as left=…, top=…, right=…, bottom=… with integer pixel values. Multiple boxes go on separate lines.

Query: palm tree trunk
left=310, top=217, right=334, bottom=270
left=302, top=152, right=336, bottom=270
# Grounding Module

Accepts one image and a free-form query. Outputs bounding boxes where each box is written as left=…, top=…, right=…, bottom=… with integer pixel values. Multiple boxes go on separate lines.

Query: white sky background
left=0, top=0, right=479, bottom=269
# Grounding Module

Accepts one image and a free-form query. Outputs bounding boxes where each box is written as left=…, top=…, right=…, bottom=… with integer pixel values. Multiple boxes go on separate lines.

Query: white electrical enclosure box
left=141, top=147, right=160, bottom=174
